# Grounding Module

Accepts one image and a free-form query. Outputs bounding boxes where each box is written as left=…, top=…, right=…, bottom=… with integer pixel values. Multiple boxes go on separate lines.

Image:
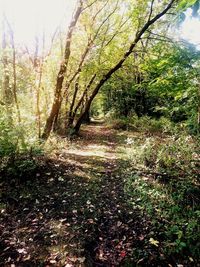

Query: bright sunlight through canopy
left=180, top=9, right=200, bottom=48
left=0, top=0, right=76, bottom=49
left=0, top=0, right=200, bottom=50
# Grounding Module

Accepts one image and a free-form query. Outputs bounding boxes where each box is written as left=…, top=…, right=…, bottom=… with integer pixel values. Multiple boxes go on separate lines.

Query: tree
left=73, top=0, right=176, bottom=133
left=41, top=0, right=83, bottom=139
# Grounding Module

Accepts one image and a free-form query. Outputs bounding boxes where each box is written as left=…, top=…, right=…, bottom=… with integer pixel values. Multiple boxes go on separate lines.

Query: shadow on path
left=0, top=124, right=171, bottom=266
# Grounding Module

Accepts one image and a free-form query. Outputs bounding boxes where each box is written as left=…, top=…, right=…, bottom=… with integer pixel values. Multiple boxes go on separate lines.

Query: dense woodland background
left=0, top=0, right=200, bottom=139
left=0, top=0, right=200, bottom=266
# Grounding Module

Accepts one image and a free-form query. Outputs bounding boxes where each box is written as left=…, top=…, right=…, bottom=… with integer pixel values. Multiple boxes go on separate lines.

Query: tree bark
left=11, top=35, right=21, bottom=123
left=68, top=74, right=97, bottom=127
left=74, top=0, right=175, bottom=133
left=2, top=19, right=12, bottom=123
left=41, top=0, right=83, bottom=140
left=82, top=110, right=91, bottom=123
left=67, top=78, right=80, bottom=127
left=5, top=18, right=21, bottom=123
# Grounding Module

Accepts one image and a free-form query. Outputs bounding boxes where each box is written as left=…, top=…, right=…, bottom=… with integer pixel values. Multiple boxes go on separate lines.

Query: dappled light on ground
left=0, top=123, right=199, bottom=266
left=0, top=124, right=149, bottom=266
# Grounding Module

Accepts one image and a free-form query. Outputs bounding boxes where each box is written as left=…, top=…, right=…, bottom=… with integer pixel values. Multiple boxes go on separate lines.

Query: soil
left=0, top=123, right=197, bottom=266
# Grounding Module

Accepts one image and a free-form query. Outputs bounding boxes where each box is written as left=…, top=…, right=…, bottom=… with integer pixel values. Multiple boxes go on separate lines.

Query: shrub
left=129, top=116, right=177, bottom=134
left=0, top=113, right=43, bottom=181
left=110, top=118, right=129, bottom=130
left=124, top=133, right=197, bottom=177
left=123, top=129, right=199, bottom=260
left=124, top=173, right=200, bottom=258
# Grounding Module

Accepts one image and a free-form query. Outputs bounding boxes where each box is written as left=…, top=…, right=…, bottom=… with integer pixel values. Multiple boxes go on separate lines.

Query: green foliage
left=0, top=119, right=18, bottom=158
left=125, top=172, right=200, bottom=257
left=0, top=110, right=43, bottom=179
left=0, top=111, right=25, bottom=158
left=130, top=116, right=176, bottom=134
left=124, top=131, right=198, bottom=176
left=178, top=0, right=198, bottom=11
left=108, top=117, right=131, bottom=130
left=109, top=116, right=177, bottom=134
left=122, top=124, right=200, bottom=259
left=101, top=41, right=200, bottom=137
left=0, top=117, right=42, bottom=157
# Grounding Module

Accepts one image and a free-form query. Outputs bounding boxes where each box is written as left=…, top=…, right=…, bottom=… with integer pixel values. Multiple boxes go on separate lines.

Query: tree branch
left=74, top=0, right=176, bottom=132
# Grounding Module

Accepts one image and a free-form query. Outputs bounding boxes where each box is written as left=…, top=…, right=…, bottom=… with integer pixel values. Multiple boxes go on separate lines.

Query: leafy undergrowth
left=0, top=123, right=199, bottom=266
left=121, top=131, right=200, bottom=266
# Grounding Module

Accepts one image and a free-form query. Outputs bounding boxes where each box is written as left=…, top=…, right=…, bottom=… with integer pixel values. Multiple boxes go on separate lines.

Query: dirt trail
left=0, top=123, right=152, bottom=266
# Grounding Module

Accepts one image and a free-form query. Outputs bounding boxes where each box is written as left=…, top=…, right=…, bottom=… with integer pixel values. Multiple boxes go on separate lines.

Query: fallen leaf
left=117, top=221, right=122, bottom=227
left=137, top=258, right=144, bottom=264
left=139, top=235, right=144, bottom=241
left=88, top=219, right=94, bottom=224
left=78, top=257, right=86, bottom=263
left=49, top=260, right=57, bottom=264
left=149, top=238, right=159, bottom=247
left=189, top=257, right=194, bottom=262
left=17, top=248, right=27, bottom=254
left=120, top=251, right=126, bottom=258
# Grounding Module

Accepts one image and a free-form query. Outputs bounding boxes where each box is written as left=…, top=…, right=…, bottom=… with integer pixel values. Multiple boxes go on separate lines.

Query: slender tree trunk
left=68, top=74, right=97, bottom=127
left=41, top=0, right=83, bottom=140
left=2, top=20, right=12, bottom=122
left=6, top=18, right=21, bottom=123
left=74, top=0, right=175, bottom=133
left=82, top=110, right=90, bottom=123
left=36, top=62, right=44, bottom=138
left=36, top=34, right=46, bottom=138
left=12, top=42, right=21, bottom=123
left=67, top=78, right=79, bottom=127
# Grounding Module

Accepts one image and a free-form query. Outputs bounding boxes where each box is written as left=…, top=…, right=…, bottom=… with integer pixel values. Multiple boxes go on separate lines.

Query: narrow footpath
left=0, top=123, right=175, bottom=266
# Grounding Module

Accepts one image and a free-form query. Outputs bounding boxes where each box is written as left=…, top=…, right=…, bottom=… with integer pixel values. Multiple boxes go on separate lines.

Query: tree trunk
left=12, top=38, right=21, bottom=123
left=41, top=0, right=83, bottom=140
left=68, top=74, right=97, bottom=128
left=5, top=18, right=21, bottom=123
left=67, top=78, right=79, bottom=128
left=73, top=0, right=175, bottom=133
left=82, top=110, right=90, bottom=123
left=2, top=20, right=13, bottom=122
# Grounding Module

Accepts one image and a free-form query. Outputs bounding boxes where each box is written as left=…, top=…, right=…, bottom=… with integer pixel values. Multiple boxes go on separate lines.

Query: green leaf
left=178, top=0, right=197, bottom=10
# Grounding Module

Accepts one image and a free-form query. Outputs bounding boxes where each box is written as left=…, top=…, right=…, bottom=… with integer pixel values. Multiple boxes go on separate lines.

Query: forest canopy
left=0, top=0, right=200, bottom=266
left=0, top=0, right=199, bottom=141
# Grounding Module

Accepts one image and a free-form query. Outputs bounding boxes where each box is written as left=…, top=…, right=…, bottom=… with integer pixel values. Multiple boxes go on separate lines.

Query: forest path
left=0, top=123, right=152, bottom=266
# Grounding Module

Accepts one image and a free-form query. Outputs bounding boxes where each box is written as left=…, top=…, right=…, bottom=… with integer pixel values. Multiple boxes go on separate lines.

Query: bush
left=129, top=116, right=177, bottom=134
left=108, top=115, right=179, bottom=135
left=187, top=114, right=200, bottom=135
left=123, top=129, right=199, bottom=260
left=0, top=113, right=43, bottom=181
left=124, top=133, right=197, bottom=177
left=125, top=173, right=200, bottom=258
left=109, top=118, right=129, bottom=130
left=0, top=119, right=19, bottom=158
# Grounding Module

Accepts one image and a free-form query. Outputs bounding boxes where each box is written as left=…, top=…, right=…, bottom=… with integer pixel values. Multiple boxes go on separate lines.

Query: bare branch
left=73, top=74, right=97, bottom=117
left=92, top=0, right=109, bottom=21
left=74, top=0, right=176, bottom=132
left=63, top=0, right=120, bottom=92
left=147, top=0, right=155, bottom=22
left=82, top=0, right=99, bottom=11
left=92, top=0, right=120, bottom=42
